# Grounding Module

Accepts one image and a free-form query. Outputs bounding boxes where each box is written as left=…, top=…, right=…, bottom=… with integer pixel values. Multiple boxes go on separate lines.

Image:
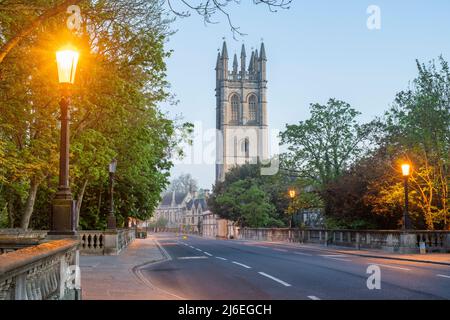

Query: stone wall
left=237, top=228, right=450, bottom=254
left=0, top=239, right=80, bottom=300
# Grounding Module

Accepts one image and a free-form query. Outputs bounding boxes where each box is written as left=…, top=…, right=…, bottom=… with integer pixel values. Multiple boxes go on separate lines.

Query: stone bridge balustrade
left=0, top=239, right=80, bottom=300
left=236, top=228, right=450, bottom=254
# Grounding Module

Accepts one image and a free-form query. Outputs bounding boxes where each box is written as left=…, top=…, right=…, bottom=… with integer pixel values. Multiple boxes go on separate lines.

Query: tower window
left=231, top=94, right=240, bottom=122
left=249, top=95, right=257, bottom=122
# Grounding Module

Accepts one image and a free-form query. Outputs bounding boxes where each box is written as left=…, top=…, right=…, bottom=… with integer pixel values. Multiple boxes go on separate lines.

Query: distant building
left=152, top=190, right=210, bottom=231
left=153, top=191, right=191, bottom=228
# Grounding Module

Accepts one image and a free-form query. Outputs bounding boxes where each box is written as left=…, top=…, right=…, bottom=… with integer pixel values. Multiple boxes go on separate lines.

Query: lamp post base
left=49, top=198, right=76, bottom=235
left=107, top=214, right=117, bottom=230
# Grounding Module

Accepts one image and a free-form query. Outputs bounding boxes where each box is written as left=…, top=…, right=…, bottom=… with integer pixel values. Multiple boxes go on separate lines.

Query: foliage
left=167, top=173, right=198, bottom=194
left=0, top=1, right=189, bottom=230
left=208, top=163, right=322, bottom=228
left=280, top=99, right=379, bottom=188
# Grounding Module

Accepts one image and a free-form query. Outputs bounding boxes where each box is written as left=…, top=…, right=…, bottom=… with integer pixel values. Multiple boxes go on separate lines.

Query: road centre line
left=273, top=248, right=288, bottom=252
left=320, top=254, right=349, bottom=257
left=195, top=248, right=202, bottom=252
left=216, top=257, right=227, bottom=261
left=258, top=272, right=292, bottom=287
left=232, top=261, right=252, bottom=269
left=367, top=263, right=411, bottom=271
left=437, top=274, right=450, bottom=279
left=294, top=252, right=312, bottom=256
left=203, top=252, right=213, bottom=256
left=326, top=257, right=352, bottom=262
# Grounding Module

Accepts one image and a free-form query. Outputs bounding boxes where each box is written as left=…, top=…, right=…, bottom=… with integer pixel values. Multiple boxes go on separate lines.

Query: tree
left=0, top=0, right=183, bottom=229
left=208, top=162, right=322, bottom=227
left=213, top=179, right=275, bottom=228
left=167, top=173, right=198, bottom=194
left=379, top=57, right=450, bottom=229
left=280, top=99, right=379, bottom=188
left=0, top=0, right=291, bottom=64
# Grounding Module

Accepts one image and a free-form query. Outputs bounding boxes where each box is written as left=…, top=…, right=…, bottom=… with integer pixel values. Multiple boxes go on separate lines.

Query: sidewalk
left=251, top=240, right=450, bottom=266
left=80, top=235, right=172, bottom=300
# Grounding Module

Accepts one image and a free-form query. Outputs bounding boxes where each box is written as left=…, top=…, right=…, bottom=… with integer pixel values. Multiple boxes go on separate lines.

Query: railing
left=117, top=228, right=135, bottom=253
left=79, top=231, right=104, bottom=255
left=237, top=228, right=450, bottom=253
left=79, top=228, right=136, bottom=255
left=0, top=239, right=80, bottom=300
left=0, top=229, right=47, bottom=254
left=0, top=229, right=136, bottom=256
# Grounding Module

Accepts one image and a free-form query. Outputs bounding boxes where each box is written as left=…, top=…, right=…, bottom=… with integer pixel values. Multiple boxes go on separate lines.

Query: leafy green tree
left=209, top=163, right=322, bottom=227
left=280, top=99, right=379, bottom=188
left=167, top=173, right=198, bottom=194
left=380, top=57, right=450, bottom=229
left=0, top=0, right=185, bottom=230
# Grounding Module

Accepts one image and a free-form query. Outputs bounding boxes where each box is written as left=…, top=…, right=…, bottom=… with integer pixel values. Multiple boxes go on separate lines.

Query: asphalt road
left=140, top=233, right=450, bottom=300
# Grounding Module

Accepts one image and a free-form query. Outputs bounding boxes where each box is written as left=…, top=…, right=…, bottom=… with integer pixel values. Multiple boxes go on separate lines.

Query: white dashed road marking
left=308, top=295, right=320, bottom=300
left=178, top=256, right=208, bottom=260
left=232, top=261, right=252, bottom=269
left=326, top=257, right=352, bottom=262
left=195, top=248, right=202, bottom=252
left=294, top=252, right=312, bottom=256
left=273, top=248, right=288, bottom=252
left=437, top=274, right=450, bottom=279
left=320, top=254, right=348, bottom=257
left=258, top=272, right=291, bottom=287
left=367, top=263, right=411, bottom=271
left=216, top=257, right=227, bottom=261
left=203, top=252, right=213, bottom=257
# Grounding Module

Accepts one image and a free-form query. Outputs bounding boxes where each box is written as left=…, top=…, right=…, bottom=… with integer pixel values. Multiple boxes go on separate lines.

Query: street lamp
left=401, top=163, right=411, bottom=230
left=288, top=188, right=296, bottom=228
left=49, top=46, right=79, bottom=236
left=107, top=159, right=117, bottom=230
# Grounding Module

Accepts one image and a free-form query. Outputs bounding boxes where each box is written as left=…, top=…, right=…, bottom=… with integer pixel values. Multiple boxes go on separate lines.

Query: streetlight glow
left=401, top=163, right=411, bottom=177
left=56, top=48, right=79, bottom=84
left=288, top=189, right=296, bottom=199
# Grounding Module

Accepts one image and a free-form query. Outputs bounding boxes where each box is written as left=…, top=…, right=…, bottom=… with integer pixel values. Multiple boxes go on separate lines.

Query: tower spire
left=232, top=53, right=238, bottom=79
left=248, top=51, right=254, bottom=73
left=221, top=41, right=228, bottom=60
left=240, top=44, right=246, bottom=77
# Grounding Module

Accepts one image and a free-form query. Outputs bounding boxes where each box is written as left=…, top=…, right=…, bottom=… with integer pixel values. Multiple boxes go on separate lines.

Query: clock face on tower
left=215, top=41, right=269, bottom=182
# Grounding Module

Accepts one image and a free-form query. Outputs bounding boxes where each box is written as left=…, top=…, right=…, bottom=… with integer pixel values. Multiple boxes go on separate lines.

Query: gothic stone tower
left=215, top=41, right=269, bottom=182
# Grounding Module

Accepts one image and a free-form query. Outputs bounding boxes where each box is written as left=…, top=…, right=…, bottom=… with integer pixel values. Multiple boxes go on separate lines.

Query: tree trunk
left=8, top=200, right=15, bottom=228
left=75, top=179, right=88, bottom=230
left=20, top=178, right=39, bottom=230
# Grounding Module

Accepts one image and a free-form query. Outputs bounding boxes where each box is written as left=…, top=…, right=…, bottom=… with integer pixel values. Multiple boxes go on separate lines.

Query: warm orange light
left=288, top=189, right=296, bottom=199
left=401, top=163, right=411, bottom=177
left=56, top=47, right=79, bottom=84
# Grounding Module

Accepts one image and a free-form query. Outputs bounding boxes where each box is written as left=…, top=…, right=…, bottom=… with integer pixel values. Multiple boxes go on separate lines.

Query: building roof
left=160, top=191, right=189, bottom=206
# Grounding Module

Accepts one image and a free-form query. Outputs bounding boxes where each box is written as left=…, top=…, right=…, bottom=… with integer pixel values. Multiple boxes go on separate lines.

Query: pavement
left=79, top=236, right=171, bottom=300
left=80, top=232, right=450, bottom=300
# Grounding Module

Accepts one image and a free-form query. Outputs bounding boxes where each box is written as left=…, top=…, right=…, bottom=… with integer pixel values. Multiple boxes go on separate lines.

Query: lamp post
left=288, top=188, right=296, bottom=228
left=107, top=159, right=117, bottom=230
left=401, top=163, right=411, bottom=230
left=49, top=47, right=79, bottom=236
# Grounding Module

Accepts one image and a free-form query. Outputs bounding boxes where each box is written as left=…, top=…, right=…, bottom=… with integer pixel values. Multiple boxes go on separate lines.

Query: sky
left=160, top=0, right=450, bottom=190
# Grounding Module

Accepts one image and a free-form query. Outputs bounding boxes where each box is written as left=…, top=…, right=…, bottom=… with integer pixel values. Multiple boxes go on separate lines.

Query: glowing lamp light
left=288, top=189, right=296, bottom=199
left=401, top=163, right=411, bottom=177
left=56, top=48, right=79, bottom=84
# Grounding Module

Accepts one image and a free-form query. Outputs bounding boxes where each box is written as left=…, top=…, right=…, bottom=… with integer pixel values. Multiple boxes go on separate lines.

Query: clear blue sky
left=161, top=0, right=450, bottom=189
